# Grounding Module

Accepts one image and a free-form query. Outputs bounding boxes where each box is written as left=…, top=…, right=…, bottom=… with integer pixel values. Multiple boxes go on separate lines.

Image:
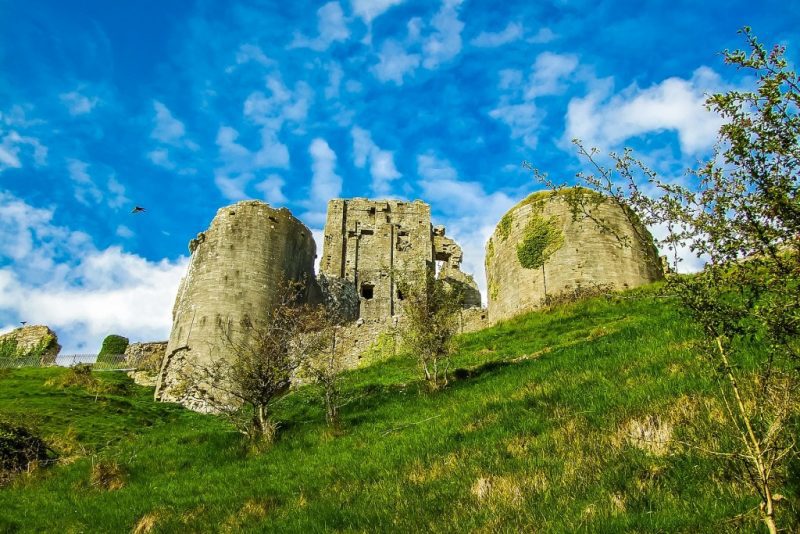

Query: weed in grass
left=222, top=499, right=272, bottom=532
left=89, top=458, right=126, bottom=491
left=132, top=510, right=164, bottom=534
left=618, top=414, right=673, bottom=456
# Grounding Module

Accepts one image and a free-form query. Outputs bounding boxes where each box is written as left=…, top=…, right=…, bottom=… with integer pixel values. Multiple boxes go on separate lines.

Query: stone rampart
left=486, top=190, right=663, bottom=322
left=155, top=201, right=317, bottom=412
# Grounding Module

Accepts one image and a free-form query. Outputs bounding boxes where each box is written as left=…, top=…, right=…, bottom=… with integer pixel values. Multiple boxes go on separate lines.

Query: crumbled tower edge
left=155, top=201, right=317, bottom=412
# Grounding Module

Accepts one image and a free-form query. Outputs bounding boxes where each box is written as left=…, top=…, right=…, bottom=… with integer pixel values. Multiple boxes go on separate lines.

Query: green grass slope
left=0, top=285, right=794, bottom=533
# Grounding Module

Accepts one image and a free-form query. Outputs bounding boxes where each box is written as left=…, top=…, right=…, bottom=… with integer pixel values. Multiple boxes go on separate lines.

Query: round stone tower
left=155, top=200, right=317, bottom=412
left=485, top=190, right=663, bottom=323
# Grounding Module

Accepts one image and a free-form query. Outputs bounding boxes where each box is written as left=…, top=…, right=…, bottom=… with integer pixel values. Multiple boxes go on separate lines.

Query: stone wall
left=0, top=325, right=60, bottom=364
left=320, top=199, right=434, bottom=321
left=155, top=201, right=317, bottom=412
left=124, top=341, right=167, bottom=387
left=486, top=191, right=663, bottom=323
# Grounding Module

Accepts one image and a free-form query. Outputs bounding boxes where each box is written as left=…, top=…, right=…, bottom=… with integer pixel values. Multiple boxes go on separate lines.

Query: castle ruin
left=485, top=191, right=664, bottom=322
left=154, top=190, right=663, bottom=412
left=155, top=201, right=317, bottom=412
left=319, top=198, right=480, bottom=322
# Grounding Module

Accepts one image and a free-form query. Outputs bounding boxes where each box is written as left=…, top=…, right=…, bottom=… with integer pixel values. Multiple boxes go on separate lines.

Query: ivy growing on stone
left=516, top=215, right=564, bottom=270
left=497, top=212, right=514, bottom=240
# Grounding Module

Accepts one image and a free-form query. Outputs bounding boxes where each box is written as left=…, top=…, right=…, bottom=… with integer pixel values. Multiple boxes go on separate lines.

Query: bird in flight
left=131, top=206, right=146, bottom=214
left=20, top=321, right=27, bottom=326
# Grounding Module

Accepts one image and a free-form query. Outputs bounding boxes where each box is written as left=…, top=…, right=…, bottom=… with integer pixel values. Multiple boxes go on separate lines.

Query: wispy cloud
left=470, top=22, right=524, bottom=48
left=371, top=0, right=466, bottom=84
left=59, top=89, right=100, bottom=116
left=490, top=51, right=579, bottom=148
left=290, top=1, right=350, bottom=51
left=147, top=101, right=199, bottom=172
left=372, top=39, right=421, bottom=84
left=303, top=138, right=342, bottom=226
left=421, top=0, right=465, bottom=69
left=213, top=125, right=290, bottom=201
left=67, top=159, right=129, bottom=209
left=255, top=174, right=287, bottom=205
left=351, top=126, right=401, bottom=195
left=0, top=131, right=47, bottom=172
left=350, top=0, right=404, bottom=25
left=0, top=191, right=187, bottom=352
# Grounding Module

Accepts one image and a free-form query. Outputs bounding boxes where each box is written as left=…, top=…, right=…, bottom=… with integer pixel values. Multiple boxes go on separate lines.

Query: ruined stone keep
left=155, top=200, right=317, bottom=412
left=319, top=198, right=480, bottom=322
left=485, top=191, right=663, bottom=322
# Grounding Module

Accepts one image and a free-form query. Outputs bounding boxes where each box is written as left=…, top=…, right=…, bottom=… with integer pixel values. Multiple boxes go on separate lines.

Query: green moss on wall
left=497, top=213, right=514, bottom=241
left=516, top=215, right=564, bottom=270
left=0, top=339, right=18, bottom=359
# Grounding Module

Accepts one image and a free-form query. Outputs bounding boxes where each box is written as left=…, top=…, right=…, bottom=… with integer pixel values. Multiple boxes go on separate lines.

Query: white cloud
left=489, top=102, right=540, bottom=149
left=59, top=90, right=100, bottom=116
left=148, top=101, right=198, bottom=170
left=372, top=39, right=421, bottom=85
left=351, top=126, right=401, bottom=195
left=214, top=125, right=290, bottom=201
left=527, top=27, right=556, bottom=44
left=243, top=75, right=313, bottom=130
left=116, top=225, right=134, bottom=239
left=0, top=191, right=187, bottom=352
left=66, top=159, right=129, bottom=209
left=304, top=138, right=342, bottom=225
left=0, top=131, right=47, bottom=172
left=151, top=101, right=187, bottom=145
left=67, top=159, right=103, bottom=206
left=565, top=66, right=724, bottom=154
left=422, top=0, right=464, bottom=69
left=525, top=52, right=579, bottom=98
left=147, top=148, right=175, bottom=170
left=235, top=44, right=272, bottom=67
left=470, top=22, right=524, bottom=48
left=371, top=0, right=466, bottom=84
left=255, top=174, right=287, bottom=205
left=648, top=221, right=707, bottom=274
left=417, top=153, right=517, bottom=301
left=290, top=1, right=350, bottom=51
left=106, top=175, right=129, bottom=209
left=324, top=61, right=344, bottom=100
left=489, top=52, right=578, bottom=149
left=351, top=0, right=404, bottom=24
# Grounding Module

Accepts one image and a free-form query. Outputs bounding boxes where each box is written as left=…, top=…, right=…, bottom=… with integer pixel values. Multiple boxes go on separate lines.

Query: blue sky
left=0, top=0, right=796, bottom=352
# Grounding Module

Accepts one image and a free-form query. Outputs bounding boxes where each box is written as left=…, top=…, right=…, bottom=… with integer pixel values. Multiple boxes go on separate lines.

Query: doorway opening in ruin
left=361, top=283, right=374, bottom=299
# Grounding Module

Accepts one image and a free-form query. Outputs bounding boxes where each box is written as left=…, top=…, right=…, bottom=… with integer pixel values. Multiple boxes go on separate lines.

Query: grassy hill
left=0, top=284, right=795, bottom=532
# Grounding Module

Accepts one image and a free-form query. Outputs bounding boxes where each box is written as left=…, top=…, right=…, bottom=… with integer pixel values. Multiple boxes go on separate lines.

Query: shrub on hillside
left=97, top=335, right=129, bottom=366
left=0, top=420, right=56, bottom=483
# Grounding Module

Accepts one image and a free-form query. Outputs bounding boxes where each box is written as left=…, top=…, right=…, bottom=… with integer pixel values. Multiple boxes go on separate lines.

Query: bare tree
left=191, top=279, right=319, bottom=441
left=299, top=313, right=347, bottom=428
left=397, top=269, right=463, bottom=389
left=528, top=29, right=799, bottom=532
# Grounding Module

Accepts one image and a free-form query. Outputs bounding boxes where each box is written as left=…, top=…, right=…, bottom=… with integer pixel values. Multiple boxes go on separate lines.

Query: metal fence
left=0, top=353, right=146, bottom=371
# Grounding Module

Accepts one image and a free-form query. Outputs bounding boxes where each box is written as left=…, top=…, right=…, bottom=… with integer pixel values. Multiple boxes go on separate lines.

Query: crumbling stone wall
left=320, top=199, right=434, bottom=321
left=0, top=325, right=60, bottom=364
left=319, top=199, right=486, bottom=364
left=155, top=201, right=317, bottom=412
left=124, top=341, right=167, bottom=387
left=434, top=226, right=482, bottom=307
left=486, top=191, right=663, bottom=322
